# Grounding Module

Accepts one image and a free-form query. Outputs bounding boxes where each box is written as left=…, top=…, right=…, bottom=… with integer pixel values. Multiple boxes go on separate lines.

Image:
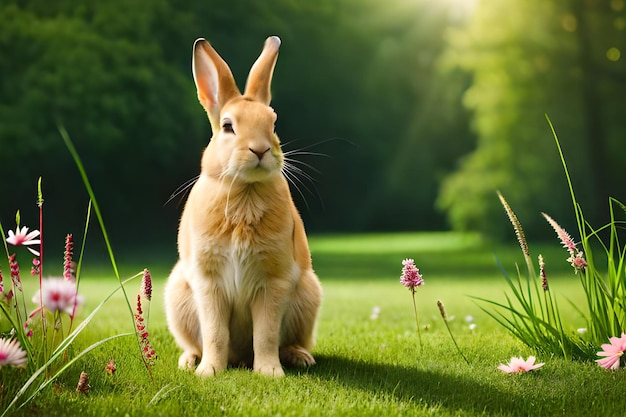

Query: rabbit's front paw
left=254, top=360, right=285, bottom=377
left=178, top=351, right=199, bottom=370
left=195, top=359, right=226, bottom=377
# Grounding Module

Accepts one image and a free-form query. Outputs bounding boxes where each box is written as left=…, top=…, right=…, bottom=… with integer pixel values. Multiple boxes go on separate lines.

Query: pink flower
left=63, top=234, right=74, bottom=281
left=105, top=359, right=117, bottom=376
left=596, top=333, right=626, bottom=370
left=6, top=226, right=40, bottom=256
left=31, top=258, right=41, bottom=276
left=9, top=254, right=21, bottom=291
left=135, top=295, right=156, bottom=366
left=567, top=252, right=588, bottom=274
left=140, top=269, right=152, bottom=301
left=542, top=213, right=587, bottom=273
left=542, top=213, right=577, bottom=257
left=498, top=356, right=544, bottom=373
left=32, top=277, right=84, bottom=315
left=400, top=258, right=424, bottom=290
left=0, top=337, right=28, bottom=368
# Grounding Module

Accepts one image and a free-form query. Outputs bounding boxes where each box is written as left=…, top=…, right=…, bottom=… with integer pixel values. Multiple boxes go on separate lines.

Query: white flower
left=32, top=278, right=84, bottom=315
left=0, top=337, right=28, bottom=368
left=6, top=226, right=40, bottom=256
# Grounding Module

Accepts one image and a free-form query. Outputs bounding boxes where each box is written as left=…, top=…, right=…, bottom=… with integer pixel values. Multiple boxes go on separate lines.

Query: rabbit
left=164, top=36, right=322, bottom=377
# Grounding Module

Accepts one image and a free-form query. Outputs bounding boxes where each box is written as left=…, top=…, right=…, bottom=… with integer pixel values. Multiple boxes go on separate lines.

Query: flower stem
left=438, top=300, right=470, bottom=365
left=444, top=319, right=469, bottom=364
left=37, top=177, right=49, bottom=372
left=411, top=290, right=423, bottom=352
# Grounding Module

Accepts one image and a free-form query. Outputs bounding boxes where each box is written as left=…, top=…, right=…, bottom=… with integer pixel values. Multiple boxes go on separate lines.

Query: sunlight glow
left=445, top=0, right=479, bottom=21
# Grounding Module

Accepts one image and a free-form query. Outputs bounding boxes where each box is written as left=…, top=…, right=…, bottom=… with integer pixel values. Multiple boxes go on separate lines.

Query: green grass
left=3, top=232, right=626, bottom=417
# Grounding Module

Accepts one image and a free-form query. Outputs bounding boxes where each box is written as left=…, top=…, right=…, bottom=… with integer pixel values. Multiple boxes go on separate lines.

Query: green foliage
left=438, top=0, right=626, bottom=238
left=478, top=122, right=626, bottom=361
left=0, top=0, right=471, bottom=240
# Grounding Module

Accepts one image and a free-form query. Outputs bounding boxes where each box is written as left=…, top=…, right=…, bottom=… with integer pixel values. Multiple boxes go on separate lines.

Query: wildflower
left=32, top=277, right=84, bottom=316
left=0, top=267, right=4, bottom=294
left=63, top=234, right=74, bottom=281
left=542, top=213, right=578, bottom=256
left=9, top=254, right=22, bottom=291
left=567, top=252, right=588, bottom=273
left=400, top=259, right=424, bottom=351
left=0, top=337, right=28, bottom=368
left=596, top=333, right=626, bottom=370
left=400, top=258, right=424, bottom=291
left=140, top=268, right=152, bottom=301
left=469, top=323, right=477, bottom=331
left=76, top=371, right=90, bottom=395
left=105, top=359, right=116, bottom=376
left=539, top=255, right=548, bottom=291
left=31, top=258, right=41, bottom=276
left=6, top=226, right=40, bottom=256
left=465, top=315, right=474, bottom=323
left=370, top=306, right=381, bottom=320
left=135, top=295, right=156, bottom=367
left=542, top=213, right=587, bottom=273
left=23, top=321, right=33, bottom=338
left=498, top=356, right=544, bottom=373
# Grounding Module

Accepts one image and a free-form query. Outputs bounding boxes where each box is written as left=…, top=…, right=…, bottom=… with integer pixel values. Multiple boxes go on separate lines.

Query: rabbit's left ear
left=244, top=36, right=281, bottom=105
left=192, top=38, right=241, bottom=130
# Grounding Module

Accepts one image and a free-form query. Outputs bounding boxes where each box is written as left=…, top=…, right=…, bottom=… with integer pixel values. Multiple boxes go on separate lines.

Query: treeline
left=1, top=0, right=625, bottom=250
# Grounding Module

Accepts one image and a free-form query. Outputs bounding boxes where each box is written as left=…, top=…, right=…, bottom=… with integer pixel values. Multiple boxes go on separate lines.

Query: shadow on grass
left=307, top=354, right=520, bottom=416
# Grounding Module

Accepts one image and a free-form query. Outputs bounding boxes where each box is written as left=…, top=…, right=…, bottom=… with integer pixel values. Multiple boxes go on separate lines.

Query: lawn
left=3, top=232, right=626, bottom=416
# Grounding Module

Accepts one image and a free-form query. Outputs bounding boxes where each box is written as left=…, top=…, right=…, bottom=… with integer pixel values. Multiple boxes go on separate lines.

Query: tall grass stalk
left=58, top=126, right=154, bottom=373
left=478, top=117, right=626, bottom=361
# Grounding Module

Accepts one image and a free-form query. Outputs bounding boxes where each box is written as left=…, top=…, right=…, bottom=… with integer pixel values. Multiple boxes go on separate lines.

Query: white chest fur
left=197, top=239, right=299, bottom=306
left=221, top=243, right=264, bottom=304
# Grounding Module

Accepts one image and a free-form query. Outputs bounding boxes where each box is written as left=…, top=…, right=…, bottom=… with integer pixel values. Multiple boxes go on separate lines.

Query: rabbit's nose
left=249, top=147, right=270, bottom=160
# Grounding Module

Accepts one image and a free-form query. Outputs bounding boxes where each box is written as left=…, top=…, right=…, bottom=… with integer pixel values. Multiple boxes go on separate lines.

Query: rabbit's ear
left=192, top=38, right=241, bottom=130
left=244, top=36, right=281, bottom=105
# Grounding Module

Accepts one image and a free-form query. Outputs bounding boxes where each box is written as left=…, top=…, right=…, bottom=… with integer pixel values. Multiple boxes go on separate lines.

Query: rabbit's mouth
left=237, top=163, right=279, bottom=183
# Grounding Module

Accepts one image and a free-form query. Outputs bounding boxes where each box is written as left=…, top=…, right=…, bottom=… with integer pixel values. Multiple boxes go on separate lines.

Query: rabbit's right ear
left=192, top=38, right=241, bottom=132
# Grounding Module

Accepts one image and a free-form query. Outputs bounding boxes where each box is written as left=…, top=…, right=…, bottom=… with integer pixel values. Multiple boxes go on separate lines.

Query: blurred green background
left=1, top=0, right=625, bottom=253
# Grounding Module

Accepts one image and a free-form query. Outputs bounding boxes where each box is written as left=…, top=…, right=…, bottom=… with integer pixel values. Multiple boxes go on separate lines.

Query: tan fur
left=164, top=36, right=322, bottom=377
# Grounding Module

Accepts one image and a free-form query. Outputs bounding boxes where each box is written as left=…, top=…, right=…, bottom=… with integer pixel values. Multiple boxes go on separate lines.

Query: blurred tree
left=437, top=0, right=626, bottom=239
left=0, top=1, right=206, bottom=249
left=0, top=0, right=478, bottom=248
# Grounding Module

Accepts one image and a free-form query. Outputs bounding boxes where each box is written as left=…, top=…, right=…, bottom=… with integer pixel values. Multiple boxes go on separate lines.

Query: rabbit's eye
left=222, top=122, right=235, bottom=134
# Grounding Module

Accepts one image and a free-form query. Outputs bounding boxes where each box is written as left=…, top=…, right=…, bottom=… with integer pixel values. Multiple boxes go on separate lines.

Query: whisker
left=281, top=137, right=353, bottom=153
left=282, top=161, right=325, bottom=211
left=283, top=157, right=322, bottom=175
left=164, top=175, right=200, bottom=207
left=282, top=166, right=312, bottom=212
left=283, top=161, right=318, bottom=184
left=283, top=150, right=329, bottom=159
left=277, top=139, right=346, bottom=213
